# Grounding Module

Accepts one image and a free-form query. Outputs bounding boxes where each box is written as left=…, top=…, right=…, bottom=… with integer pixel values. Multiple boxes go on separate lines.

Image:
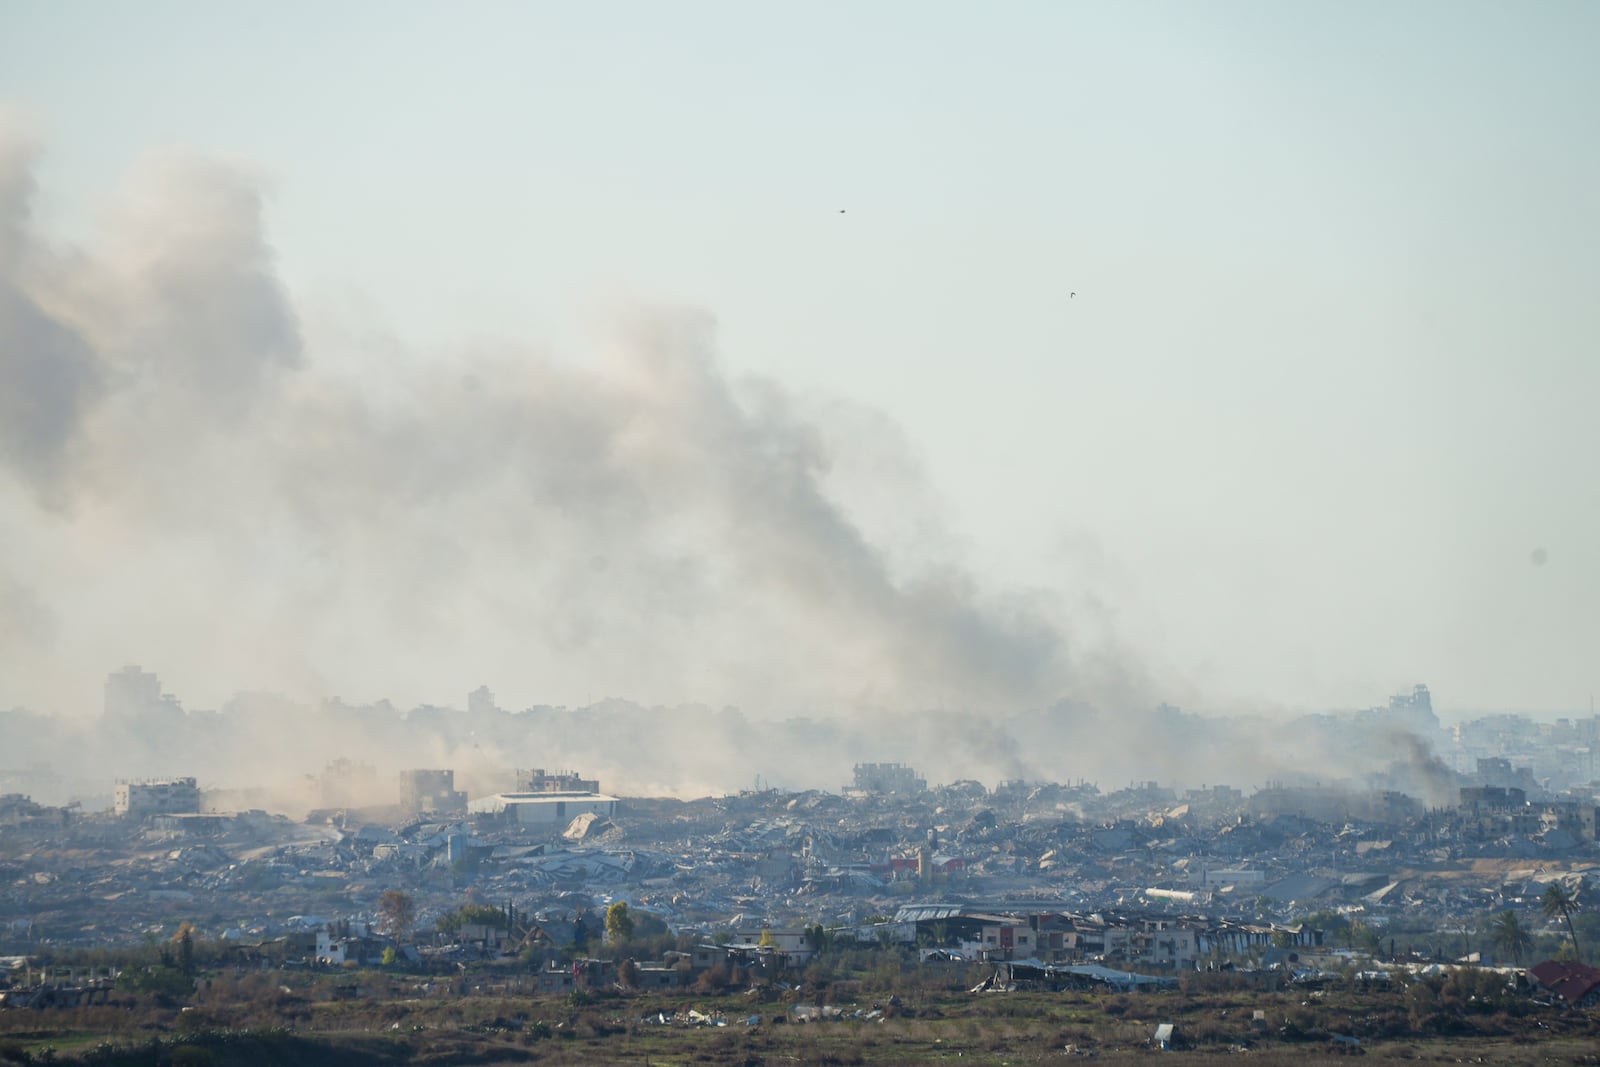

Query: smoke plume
left=0, top=126, right=1115, bottom=730
left=1, top=125, right=1462, bottom=808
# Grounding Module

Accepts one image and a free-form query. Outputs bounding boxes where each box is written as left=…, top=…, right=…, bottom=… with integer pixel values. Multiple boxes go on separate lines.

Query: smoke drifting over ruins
left=0, top=121, right=1492, bottom=806
left=0, top=122, right=1102, bottom=716
left=0, top=120, right=1127, bottom=793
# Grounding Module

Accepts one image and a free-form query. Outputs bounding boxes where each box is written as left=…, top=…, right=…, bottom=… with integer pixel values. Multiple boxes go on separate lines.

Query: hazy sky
left=2, top=1, right=1597, bottom=718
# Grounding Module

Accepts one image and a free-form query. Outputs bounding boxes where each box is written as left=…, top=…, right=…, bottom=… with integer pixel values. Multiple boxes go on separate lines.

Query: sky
left=1, top=1, right=1598, bottom=720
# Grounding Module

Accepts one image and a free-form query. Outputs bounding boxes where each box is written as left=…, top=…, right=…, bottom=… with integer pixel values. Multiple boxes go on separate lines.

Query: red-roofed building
left=1528, top=960, right=1600, bottom=1008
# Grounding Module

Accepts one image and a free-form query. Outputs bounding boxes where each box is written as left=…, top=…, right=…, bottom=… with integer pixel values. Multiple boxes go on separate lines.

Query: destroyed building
left=849, top=762, right=926, bottom=795
left=398, top=769, right=467, bottom=814
left=113, top=777, right=199, bottom=818
left=320, top=759, right=381, bottom=808
left=515, top=768, right=601, bottom=794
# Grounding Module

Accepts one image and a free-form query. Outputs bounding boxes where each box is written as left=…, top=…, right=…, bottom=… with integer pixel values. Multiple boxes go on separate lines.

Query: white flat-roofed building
left=468, top=791, right=619, bottom=826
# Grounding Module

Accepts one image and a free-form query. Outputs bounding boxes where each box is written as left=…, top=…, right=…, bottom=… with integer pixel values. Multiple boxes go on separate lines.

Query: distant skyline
left=89, top=662, right=1600, bottom=727
left=2, top=2, right=1598, bottom=718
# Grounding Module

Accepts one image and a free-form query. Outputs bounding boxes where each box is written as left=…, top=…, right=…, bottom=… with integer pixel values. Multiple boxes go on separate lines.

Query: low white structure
left=468, top=791, right=619, bottom=826
left=1145, top=887, right=1206, bottom=905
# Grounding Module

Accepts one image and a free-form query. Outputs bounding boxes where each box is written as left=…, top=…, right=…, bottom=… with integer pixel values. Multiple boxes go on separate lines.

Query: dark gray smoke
left=1381, top=728, right=1459, bottom=808
left=0, top=126, right=104, bottom=495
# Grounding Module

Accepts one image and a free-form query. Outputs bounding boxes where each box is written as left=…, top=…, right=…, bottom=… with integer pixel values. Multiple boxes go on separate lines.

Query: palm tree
left=1487, top=910, right=1532, bottom=966
left=1540, top=882, right=1581, bottom=962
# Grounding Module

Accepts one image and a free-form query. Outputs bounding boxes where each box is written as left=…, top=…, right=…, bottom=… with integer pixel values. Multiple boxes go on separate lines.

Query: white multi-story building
left=114, top=777, right=200, bottom=818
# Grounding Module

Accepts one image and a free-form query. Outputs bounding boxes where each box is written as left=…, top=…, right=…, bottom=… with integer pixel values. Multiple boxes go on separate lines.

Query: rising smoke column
left=3, top=121, right=1446, bottom=803
left=0, top=121, right=1108, bottom=739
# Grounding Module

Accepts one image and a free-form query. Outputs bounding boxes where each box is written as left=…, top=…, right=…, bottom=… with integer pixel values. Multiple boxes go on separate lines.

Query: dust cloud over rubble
left=0, top=123, right=1452, bottom=804
left=0, top=122, right=1088, bottom=717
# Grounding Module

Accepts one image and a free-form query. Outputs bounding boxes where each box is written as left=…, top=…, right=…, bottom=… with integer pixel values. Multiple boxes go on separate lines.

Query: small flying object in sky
left=1070, top=291, right=1076, bottom=298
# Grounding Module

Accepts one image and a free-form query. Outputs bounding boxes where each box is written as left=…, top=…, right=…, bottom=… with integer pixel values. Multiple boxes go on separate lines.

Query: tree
left=631, top=910, right=670, bottom=940
left=1488, top=910, right=1533, bottom=966
left=438, top=903, right=510, bottom=935
left=118, top=964, right=193, bottom=998
left=377, top=890, right=417, bottom=944
left=606, top=901, right=635, bottom=944
left=1541, top=883, right=1582, bottom=962
left=1348, top=920, right=1381, bottom=955
left=573, top=913, right=591, bottom=952
left=173, top=923, right=196, bottom=977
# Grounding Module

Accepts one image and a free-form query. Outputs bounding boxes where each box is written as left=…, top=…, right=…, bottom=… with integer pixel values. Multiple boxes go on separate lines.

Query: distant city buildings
left=65, top=667, right=1600, bottom=862
left=1448, top=716, right=1597, bottom=795
left=104, top=665, right=181, bottom=721
left=467, top=685, right=496, bottom=716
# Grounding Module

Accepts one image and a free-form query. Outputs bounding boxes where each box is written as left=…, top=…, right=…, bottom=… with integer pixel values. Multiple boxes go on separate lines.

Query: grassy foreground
left=3, top=971, right=1599, bottom=1066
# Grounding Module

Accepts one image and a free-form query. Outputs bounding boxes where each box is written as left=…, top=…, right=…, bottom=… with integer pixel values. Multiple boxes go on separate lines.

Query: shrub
left=117, top=965, right=194, bottom=999
left=169, top=1047, right=217, bottom=1067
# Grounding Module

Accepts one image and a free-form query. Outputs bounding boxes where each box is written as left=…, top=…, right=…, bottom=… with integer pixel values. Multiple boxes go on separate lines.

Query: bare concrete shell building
left=398, top=769, right=467, bottom=814
left=850, top=762, right=927, bottom=795
left=114, top=777, right=199, bottom=818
